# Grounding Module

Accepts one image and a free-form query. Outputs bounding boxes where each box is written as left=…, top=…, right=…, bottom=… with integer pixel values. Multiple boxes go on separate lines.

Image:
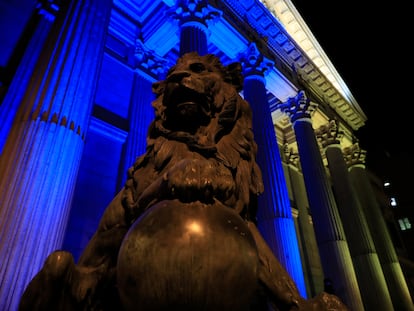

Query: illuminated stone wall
left=0, top=0, right=412, bottom=310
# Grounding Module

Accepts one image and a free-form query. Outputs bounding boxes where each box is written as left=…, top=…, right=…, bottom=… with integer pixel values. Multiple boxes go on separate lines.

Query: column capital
left=283, top=142, right=300, bottom=168
left=240, top=42, right=274, bottom=80
left=168, top=0, right=222, bottom=29
left=343, top=143, right=367, bottom=168
left=315, top=119, right=343, bottom=149
left=36, top=1, right=60, bottom=21
left=278, top=90, right=317, bottom=123
left=132, top=40, right=172, bottom=79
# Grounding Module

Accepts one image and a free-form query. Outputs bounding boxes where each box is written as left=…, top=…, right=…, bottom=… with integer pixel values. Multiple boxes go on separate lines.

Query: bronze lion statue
left=19, top=52, right=349, bottom=311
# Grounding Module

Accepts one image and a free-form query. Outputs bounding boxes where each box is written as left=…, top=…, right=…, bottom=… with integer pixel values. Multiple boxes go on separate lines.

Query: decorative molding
left=240, top=42, right=274, bottom=78
left=283, top=142, right=299, bottom=167
left=109, top=0, right=367, bottom=131
left=36, top=1, right=60, bottom=21
left=278, top=90, right=317, bottom=123
left=168, top=0, right=222, bottom=27
left=235, top=0, right=366, bottom=129
left=132, top=39, right=172, bottom=78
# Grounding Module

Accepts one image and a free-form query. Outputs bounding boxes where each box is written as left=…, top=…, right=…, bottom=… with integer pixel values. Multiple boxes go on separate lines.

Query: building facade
left=0, top=0, right=413, bottom=310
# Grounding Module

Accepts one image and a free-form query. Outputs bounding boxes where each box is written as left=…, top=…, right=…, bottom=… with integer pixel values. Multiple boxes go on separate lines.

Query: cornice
left=257, top=0, right=367, bottom=130
left=213, top=0, right=366, bottom=130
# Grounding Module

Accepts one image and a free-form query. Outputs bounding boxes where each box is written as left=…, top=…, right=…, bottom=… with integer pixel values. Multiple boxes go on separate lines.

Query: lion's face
left=152, top=53, right=243, bottom=134
left=125, top=53, right=263, bottom=220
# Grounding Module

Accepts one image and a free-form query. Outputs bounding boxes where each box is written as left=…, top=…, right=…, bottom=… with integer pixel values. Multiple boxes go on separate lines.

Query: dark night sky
left=290, top=1, right=413, bottom=187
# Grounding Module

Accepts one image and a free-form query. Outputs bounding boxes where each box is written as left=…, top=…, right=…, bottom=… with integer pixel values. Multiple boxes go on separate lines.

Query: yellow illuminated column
left=344, top=144, right=414, bottom=311
left=278, top=91, right=363, bottom=310
left=316, top=120, right=393, bottom=310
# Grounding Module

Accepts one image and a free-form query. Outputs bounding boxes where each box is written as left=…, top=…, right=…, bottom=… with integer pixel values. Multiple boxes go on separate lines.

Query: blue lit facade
left=0, top=0, right=413, bottom=310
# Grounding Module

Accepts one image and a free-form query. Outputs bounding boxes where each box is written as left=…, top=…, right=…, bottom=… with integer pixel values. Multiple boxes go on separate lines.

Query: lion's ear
left=152, top=81, right=166, bottom=97
left=225, top=62, right=243, bottom=92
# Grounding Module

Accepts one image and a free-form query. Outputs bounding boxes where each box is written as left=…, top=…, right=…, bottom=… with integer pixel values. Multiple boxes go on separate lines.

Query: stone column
left=0, top=1, right=112, bottom=310
left=169, top=0, right=221, bottom=56
left=118, top=40, right=168, bottom=187
left=240, top=43, right=307, bottom=297
left=283, top=145, right=324, bottom=297
left=121, top=74, right=154, bottom=179
left=0, top=2, right=59, bottom=155
left=344, top=144, right=414, bottom=311
left=316, top=120, right=393, bottom=311
left=278, top=91, right=363, bottom=310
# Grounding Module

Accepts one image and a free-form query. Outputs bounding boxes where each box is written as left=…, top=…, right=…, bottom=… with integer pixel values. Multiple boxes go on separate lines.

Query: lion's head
left=125, top=52, right=263, bottom=221
left=150, top=53, right=244, bottom=146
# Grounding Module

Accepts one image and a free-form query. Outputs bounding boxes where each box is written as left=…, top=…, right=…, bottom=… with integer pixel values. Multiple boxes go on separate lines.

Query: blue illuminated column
left=0, top=2, right=58, bottom=155
left=315, top=121, right=393, bottom=310
left=118, top=41, right=168, bottom=187
left=119, top=75, right=154, bottom=186
left=278, top=91, right=363, bottom=310
left=169, top=0, right=221, bottom=55
left=344, top=144, right=414, bottom=311
left=0, top=1, right=112, bottom=310
left=240, top=43, right=307, bottom=297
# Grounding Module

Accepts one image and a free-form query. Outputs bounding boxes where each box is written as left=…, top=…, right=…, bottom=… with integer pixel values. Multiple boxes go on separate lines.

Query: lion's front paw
left=19, top=251, right=76, bottom=310
left=303, top=292, right=350, bottom=311
left=70, top=264, right=108, bottom=305
left=166, top=158, right=235, bottom=202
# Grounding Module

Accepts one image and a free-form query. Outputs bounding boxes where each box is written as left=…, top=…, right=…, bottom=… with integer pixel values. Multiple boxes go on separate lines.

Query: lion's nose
left=167, top=71, right=191, bottom=83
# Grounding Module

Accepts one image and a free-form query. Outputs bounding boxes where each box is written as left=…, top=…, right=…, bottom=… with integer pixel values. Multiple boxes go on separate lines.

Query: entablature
left=109, top=0, right=366, bottom=140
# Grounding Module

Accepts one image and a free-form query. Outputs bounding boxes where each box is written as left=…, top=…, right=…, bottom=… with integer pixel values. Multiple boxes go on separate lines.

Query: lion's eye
left=190, top=62, right=206, bottom=73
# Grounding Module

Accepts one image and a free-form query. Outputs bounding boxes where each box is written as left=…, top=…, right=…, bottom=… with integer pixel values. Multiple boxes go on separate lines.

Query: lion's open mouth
left=163, top=84, right=212, bottom=132
left=165, top=84, right=211, bottom=118
left=169, top=85, right=206, bottom=108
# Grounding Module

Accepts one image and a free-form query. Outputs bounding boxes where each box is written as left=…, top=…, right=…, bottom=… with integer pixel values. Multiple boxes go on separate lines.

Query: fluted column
left=278, top=91, right=363, bottom=310
left=0, top=2, right=58, bottom=155
left=122, top=74, right=153, bottom=173
left=283, top=145, right=324, bottom=297
left=0, top=1, right=112, bottom=310
left=169, top=0, right=221, bottom=55
left=118, top=40, right=168, bottom=187
left=240, top=43, right=307, bottom=297
left=316, top=120, right=393, bottom=311
left=344, top=144, right=414, bottom=311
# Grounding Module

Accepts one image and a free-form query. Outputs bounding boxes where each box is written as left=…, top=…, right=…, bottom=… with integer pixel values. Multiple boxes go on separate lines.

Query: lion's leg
left=246, top=221, right=350, bottom=311
left=19, top=190, right=130, bottom=310
left=245, top=221, right=304, bottom=310
left=64, top=189, right=130, bottom=306
left=78, top=189, right=128, bottom=266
